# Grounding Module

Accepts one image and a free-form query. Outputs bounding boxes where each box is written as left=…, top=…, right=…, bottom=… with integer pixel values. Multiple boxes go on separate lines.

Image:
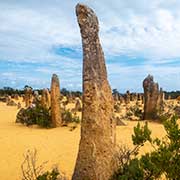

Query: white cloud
left=0, top=0, right=180, bottom=90
left=1, top=0, right=180, bottom=62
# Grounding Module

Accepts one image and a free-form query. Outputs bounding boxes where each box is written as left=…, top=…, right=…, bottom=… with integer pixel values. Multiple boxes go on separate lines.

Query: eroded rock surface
left=143, top=75, right=160, bottom=120
left=72, top=4, right=116, bottom=180
left=50, top=74, right=61, bottom=127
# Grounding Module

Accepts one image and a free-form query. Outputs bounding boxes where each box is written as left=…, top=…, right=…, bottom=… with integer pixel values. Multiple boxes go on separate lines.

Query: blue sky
left=1, top=0, right=180, bottom=92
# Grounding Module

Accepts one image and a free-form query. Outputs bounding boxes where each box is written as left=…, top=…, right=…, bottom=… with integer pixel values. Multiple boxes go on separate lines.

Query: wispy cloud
left=0, top=0, right=180, bottom=91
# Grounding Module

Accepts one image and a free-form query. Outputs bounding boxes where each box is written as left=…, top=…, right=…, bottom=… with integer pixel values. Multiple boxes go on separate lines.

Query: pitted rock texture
left=72, top=4, right=116, bottom=180
left=143, top=74, right=160, bottom=120
left=50, top=74, right=61, bottom=127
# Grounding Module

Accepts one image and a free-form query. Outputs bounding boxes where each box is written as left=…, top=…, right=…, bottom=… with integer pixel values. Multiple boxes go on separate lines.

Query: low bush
left=16, top=105, right=51, bottom=128
left=112, top=115, right=180, bottom=180
left=16, top=106, right=80, bottom=128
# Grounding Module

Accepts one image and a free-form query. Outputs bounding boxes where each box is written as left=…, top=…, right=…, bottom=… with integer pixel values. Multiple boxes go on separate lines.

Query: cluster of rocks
left=0, top=94, right=23, bottom=110
left=113, top=75, right=166, bottom=122
left=17, top=74, right=62, bottom=127
left=16, top=72, right=83, bottom=128
left=113, top=91, right=144, bottom=105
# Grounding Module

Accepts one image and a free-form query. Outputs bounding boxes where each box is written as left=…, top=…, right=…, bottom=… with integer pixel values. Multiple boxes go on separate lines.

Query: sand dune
left=0, top=101, right=167, bottom=180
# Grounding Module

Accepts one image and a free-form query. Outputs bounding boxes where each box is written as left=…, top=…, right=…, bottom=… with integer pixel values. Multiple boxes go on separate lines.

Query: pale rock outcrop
left=24, top=87, right=33, bottom=108
left=41, top=88, right=51, bottom=109
left=50, top=74, right=62, bottom=127
left=72, top=4, right=116, bottom=180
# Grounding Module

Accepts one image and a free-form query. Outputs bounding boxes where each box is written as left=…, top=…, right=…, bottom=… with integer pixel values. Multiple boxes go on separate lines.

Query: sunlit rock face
left=72, top=3, right=116, bottom=180
left=143, top=74, right=161, bottom=120
left=51, top=74, right=61, bottom=127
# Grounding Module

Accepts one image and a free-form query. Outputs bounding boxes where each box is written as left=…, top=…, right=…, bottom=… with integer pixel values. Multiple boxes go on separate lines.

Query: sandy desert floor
left=0, top=101, right=167, bottom=180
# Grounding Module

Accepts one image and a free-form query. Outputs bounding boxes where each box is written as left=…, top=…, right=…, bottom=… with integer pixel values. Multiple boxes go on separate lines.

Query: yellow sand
left=0, top=101, right=167, bottom=180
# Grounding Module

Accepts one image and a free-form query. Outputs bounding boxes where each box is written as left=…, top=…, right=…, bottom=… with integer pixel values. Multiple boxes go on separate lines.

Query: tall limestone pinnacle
left=50, top=74, right=61, bottom=127
left=143, top=74, right=160, bottom=120
left=72, top=4, right=116, bottom=180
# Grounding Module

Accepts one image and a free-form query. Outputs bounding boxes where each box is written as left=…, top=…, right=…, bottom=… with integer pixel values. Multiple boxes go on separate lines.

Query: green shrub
left=132, top=121, right=152, bottom=146
left=112, top=115, right=180, bottom=180
left=16, top=105, right=51, bottom=128
left=35, top=106, right=51, bottom=128
left=16, top=107, right=37, bottom=125
left=17, top=106, right=80, bottom=128
left=37, top=168, right=59, bottom=180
